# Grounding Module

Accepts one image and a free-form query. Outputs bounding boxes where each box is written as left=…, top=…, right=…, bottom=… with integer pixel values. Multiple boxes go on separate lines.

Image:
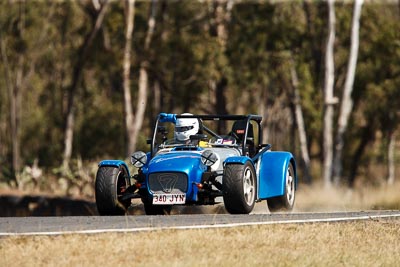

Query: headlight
left=201, top=150, right=218, bottom=167
left=131, top=151, right=147, bottom=168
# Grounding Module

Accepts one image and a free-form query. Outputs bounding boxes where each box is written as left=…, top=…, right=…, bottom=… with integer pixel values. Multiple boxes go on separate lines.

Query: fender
left=258, top=151, right=297, bottom=199
left=224, top=156, right=252, bottom=165
left=98, top=160, right=131, bottom=177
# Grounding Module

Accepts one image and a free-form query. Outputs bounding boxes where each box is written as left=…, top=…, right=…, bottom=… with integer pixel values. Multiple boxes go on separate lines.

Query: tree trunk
left=5, top=57, right=22, bottom=185
left=123, top=0, right=136, bottom=155
left=210, top=0, right=234, bottom=132
left=0, top=36, right=8, bottom=164
left=152, top=80, right=161, bottom=118
left=130, top=0, right=157, bottom=154
left=333, top=0, right=363, bottom=186
left=13, top=55, right=24, bottom=188
left=0, top=3, right=25, bottom=186
left=348, top=125, right=374, bottom=187
left=151, top=0, right=167, bottom=118
left=303, top=2, right=323, bottom=90
left=387, top=130, right=396, bottom=185
left=0, top=35, right=14, bottom=173
left=289, top=56, right=312, bottom=184
left=62, top=1, right=109, bottom=171
left=322, top=0, right=336, bottom=188
left=1, top=1, right=41, bottom=186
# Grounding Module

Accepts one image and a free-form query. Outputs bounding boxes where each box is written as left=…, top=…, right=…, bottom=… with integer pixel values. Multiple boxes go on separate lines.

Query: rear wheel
left=95, top=165, right=131, bottom=215
left=223, top=161, right=256, bottom=214
left=267, top=162, right=295, bottom=212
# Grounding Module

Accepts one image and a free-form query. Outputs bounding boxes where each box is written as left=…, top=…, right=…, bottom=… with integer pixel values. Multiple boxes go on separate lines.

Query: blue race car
left=95, top=113, right=297, bottom=215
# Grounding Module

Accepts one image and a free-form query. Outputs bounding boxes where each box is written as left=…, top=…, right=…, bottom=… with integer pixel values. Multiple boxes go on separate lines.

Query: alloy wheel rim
left=286, top=167, right=295, bottom=205
left=243, top=167, right=255, bottom=205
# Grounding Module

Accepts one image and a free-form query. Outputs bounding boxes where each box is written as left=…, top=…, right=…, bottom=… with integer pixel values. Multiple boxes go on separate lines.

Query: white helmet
left=174, top=113, right=199, bottom=141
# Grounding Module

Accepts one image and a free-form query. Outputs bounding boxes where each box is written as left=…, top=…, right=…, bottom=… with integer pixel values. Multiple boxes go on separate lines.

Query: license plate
left=153, top=194, right=186, bottom=205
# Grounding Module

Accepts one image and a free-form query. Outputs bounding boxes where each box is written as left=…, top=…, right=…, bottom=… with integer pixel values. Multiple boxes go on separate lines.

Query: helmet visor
left=175, top=126, right=194, bottom=132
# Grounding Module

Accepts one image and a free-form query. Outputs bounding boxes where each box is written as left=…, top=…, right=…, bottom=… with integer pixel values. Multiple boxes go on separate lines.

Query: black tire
left=267, top=162, right=295, bottom=213
left=95, top=165, right=131, bottom=215
left=223, top=161, right=256, bottom=214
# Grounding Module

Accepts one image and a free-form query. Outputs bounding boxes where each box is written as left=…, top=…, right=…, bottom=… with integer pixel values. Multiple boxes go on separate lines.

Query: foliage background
left=0, top=1, right=399, bottom=196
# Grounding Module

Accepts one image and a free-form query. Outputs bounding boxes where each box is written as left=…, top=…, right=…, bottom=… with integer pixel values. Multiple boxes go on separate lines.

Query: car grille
left=148, top=172, right=188, bottom=194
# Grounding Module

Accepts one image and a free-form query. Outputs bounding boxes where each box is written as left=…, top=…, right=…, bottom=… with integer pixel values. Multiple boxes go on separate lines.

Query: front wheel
left=267, top=162, right=296, bottom=213
left=223, top=162, right=256, bottom=214
left=95, top=165, right=131, bottom=215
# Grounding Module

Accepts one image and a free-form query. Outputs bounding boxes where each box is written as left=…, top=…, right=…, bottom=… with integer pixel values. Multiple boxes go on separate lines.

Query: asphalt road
left=1, top=210, right=400, bottom=236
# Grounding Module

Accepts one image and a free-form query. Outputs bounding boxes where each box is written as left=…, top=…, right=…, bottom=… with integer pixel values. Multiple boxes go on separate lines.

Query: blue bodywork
left=144, top=150, right=206, bottom=202
left=99, top=150, right=297, bottom=203
left=258, top=151, right=297, bottom=199
left=96, top=113, right=298, bottom=214
left=99, top=160, right=130, bottom=174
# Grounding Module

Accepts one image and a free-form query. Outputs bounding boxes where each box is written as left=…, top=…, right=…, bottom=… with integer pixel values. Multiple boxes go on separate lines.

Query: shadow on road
left=0, top=195, right=230, bottom=216
left=0, top=195, right=98, bottom=216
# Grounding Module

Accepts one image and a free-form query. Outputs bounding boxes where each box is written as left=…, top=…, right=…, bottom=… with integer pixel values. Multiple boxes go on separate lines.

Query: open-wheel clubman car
left=95, top=113, right=298, bottom=215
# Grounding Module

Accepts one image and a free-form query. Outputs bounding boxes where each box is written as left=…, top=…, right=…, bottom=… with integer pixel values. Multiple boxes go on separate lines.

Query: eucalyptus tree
left=332, top=0, right=363, bottom=185
left=122, top=0, right=136, bottom=156
left=345, top=4, right=400, bottom=187
left=132, top=0, right=157, bottom=154
left=208, top=0, right=234, bottom=132
left=62, top=0, right=110, bottom=171
left=0, top=1, right=54, bottom=185
left=322, top=0, right=336, bottom=188
left=0, top=1, right=27, bottom=184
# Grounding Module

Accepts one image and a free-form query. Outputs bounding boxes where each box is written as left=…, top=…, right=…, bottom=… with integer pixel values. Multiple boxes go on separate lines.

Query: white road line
left=1, top=213, right=400, bottom=236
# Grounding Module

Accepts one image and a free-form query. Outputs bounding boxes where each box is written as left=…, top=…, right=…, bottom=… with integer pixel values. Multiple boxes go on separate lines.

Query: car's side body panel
left=257, top=151, right=296, bottom=199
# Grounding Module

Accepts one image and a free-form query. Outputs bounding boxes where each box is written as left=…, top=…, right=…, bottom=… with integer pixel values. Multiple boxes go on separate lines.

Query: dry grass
left=1, top=220, right=400, bottom=267
left=1, top=183, right=400, bottom=266
left=184, top=182, right=400, bottom=215
left=294, top=182, right=400, bottom=212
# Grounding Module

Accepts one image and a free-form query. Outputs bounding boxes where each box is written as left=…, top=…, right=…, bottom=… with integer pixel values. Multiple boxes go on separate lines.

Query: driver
left=174, top=113, right=199, bottom=144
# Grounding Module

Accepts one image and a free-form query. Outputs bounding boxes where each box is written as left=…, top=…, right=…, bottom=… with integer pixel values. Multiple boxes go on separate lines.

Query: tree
left=132, top=0, right=157, bottom=153
left=346, top=4, right=400, bottom=187
left=0, top=32, right=21, bottom=184
left=387, top=130, right=396, bottom=185
left=322, top=0, right=337, bottom=188
left=0, top=1, right=28, bottom=186
left=289, top=55, right=312, bottom=184
left=332, top=0, right=363, bottom=185
left=0, top=1, right=399, bottom=192
left=62, top=1, right=110, bottom=171
left=208, top=0, right=234, bottom=132
left=123, top=0, right=158, bottom=155
left=122, top=0, right=136, bottom=155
